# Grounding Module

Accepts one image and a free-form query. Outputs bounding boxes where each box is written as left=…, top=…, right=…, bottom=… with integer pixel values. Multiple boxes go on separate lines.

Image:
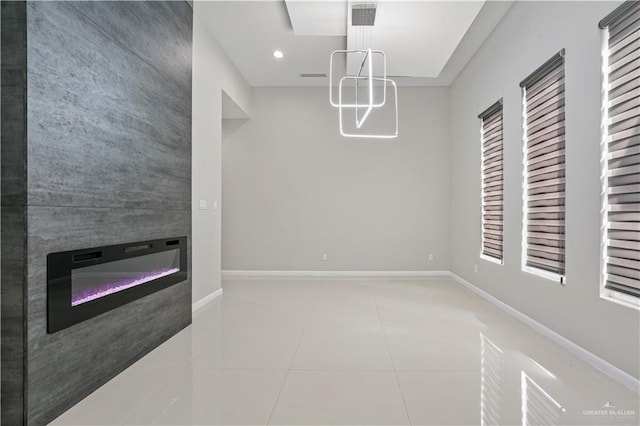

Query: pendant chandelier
left=329, top=2, right=398, bottom=139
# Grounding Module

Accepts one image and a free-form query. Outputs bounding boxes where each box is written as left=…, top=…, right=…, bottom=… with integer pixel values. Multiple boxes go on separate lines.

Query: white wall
left=449, top=1, right=639, bottom=378
left=192, top=4, right=251, bottom=304
left=222, top=87, right=450, bottom=272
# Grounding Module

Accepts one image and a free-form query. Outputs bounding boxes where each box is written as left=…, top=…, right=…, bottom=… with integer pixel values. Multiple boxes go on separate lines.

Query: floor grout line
left=119, top=360, right=189, bottom=424
left=373, top=287, right=414, bottom=426
left=266, top=282, right=316, bottom=425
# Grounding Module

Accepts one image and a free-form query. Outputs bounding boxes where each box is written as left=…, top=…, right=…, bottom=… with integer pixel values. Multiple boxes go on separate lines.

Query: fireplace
left=47, top=237, right=187, bottom=333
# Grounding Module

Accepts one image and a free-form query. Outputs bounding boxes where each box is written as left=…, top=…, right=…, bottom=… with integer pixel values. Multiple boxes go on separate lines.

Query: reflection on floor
left=51, top=278, right=639, bottom=425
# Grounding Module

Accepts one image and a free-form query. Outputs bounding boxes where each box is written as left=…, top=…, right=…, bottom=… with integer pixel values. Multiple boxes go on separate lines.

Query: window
left=479, top=100, right=504, bottom=263
left=520, top=51, right=566, bottom=282
left=600, top=1, right=640, bottom=302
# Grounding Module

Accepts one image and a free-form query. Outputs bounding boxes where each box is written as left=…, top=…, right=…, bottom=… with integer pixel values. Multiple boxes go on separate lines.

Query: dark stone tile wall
left=1, top=207, right=27, bottom=425
left=1, top=1, right=28, bottom=424
left=2, top=1, right=193, bottom=424
left=27, top=1, right=192, bottom=210
left=1, top=1, right=27, bottom=207
left=26, top=207, right=192, bottom=423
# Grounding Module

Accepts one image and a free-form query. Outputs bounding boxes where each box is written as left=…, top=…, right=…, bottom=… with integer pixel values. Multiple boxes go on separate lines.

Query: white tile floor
left=51, top=278, right=640, bottom=425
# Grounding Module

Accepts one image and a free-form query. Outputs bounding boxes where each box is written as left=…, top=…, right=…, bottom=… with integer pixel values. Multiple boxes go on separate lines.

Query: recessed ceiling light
left=273, top=50, right=284, bottom=59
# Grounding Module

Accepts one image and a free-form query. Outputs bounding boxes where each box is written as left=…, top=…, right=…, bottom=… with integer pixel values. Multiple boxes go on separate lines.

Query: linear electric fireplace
left=47, top=236, right=187, bottom=333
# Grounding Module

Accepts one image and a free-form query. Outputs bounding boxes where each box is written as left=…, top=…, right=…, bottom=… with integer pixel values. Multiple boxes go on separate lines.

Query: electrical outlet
left=428, top=254, right=434, bottom=261
left=474, top=264, right=479, bottom=273
left=322, top=253, right=328, bottom=262
left=199, top=200, right=208, bottom=210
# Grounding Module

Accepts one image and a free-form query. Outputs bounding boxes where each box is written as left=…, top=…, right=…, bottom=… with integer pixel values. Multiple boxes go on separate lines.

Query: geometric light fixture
left=329, top=49, right=387, bottom=108
left=329, top=1, right=398, bottom=138
left=338, top=75, right=398, bottom=138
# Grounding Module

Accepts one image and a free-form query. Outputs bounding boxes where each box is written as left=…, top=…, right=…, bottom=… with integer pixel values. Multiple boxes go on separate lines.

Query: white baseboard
left=222, top=270, right=449, bottom=278
left=192, top=288, right=223, bottom=313
left=449, top=272, right=640, bottom=395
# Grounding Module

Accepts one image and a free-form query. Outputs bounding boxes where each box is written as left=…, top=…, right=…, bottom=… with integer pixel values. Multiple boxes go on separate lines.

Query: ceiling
left=197, top=1, right=514, bottom=87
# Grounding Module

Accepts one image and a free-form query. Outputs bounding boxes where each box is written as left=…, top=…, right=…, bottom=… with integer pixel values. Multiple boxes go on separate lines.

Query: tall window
left=479, top=100, right=504, bottom=263
left=600, top=1, right=640, bottom=301
left=520, top=51, right=566, bottom=282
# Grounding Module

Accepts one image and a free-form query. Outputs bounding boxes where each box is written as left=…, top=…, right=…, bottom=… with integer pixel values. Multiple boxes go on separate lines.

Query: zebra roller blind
left=601, top=1, right=640, bottom=298
left=521, top=51, right=566, bottom=279
left=479, top=100, right=504, bottom=262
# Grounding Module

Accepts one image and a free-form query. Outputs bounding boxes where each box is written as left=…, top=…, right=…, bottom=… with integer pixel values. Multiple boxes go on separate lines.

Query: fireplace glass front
left=71, top=249, right=180, bottom=306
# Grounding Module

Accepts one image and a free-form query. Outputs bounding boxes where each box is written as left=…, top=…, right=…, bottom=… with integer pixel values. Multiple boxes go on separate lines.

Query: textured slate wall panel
left=0, top=207, right=27, bottom=425
left=27, top=1, right=191, bottom=211
left=21, top=1, right=193, bottom=424
left=27, top=208, right=191, bottom=424
left=66, top=1, right=193, bottom=94
left=1, top=1, right=28, bottom=424
left=1, top=0, right=27, bottom=207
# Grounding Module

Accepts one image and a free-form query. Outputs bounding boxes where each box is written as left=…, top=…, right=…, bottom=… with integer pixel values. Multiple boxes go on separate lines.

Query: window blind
left=521, top=51, right=566, bottom=279
left=479, top=100, right=504, bottom=262
left=602, top=1, right=640, bottom=298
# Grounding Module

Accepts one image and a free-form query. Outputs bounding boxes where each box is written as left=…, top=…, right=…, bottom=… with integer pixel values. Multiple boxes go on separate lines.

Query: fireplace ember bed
left=47, top=236, right=187, bottom=333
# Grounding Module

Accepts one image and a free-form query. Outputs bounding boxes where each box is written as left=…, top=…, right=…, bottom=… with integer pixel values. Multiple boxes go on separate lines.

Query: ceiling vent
left=299, top=73, right=327, bottom=78
left=352, top=2, right=377, bottom=26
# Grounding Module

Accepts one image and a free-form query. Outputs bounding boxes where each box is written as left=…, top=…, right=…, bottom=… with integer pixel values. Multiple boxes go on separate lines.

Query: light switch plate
left=199, top=200, right=208, bottom=210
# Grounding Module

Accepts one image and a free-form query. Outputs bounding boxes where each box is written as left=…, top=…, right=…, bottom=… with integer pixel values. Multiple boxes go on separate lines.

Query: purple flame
left=71, top=267, right=180, bottom=306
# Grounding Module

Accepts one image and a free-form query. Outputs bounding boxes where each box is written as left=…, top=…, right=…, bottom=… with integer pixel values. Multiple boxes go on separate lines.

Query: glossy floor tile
left=51, top=278, right=640, bottom=425
left=291, top=325, right=393, bottom=371
left=270, top=370, right=410, bottom=425
left=125, top=369, right=288, bottom=425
